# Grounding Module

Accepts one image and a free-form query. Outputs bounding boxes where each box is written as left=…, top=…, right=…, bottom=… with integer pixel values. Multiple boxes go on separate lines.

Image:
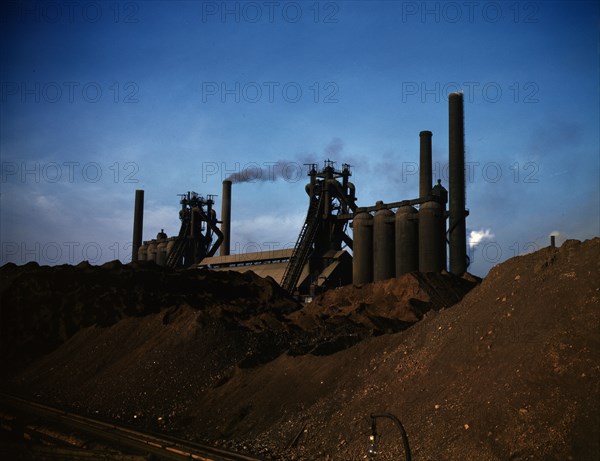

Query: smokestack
left=419, top=130, right=433, bottom=199
left=131, top=189, right=144, bottom=261
left=221, top=180, right=232, bottom=256
left=448, top=92, right=467, bottom=275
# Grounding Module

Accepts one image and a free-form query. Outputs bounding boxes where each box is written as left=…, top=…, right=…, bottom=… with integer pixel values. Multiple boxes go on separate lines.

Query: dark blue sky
left=1, top=0, right=599, bottom=276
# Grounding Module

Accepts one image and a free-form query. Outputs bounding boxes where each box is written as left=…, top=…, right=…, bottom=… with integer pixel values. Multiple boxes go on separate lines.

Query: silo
left=137, top=242, right=148, bottom=261
left=373, top=207, right=395, bottom=281
left=352, top=210, right=373, bottom=284
left=418, top=201, right=444, bottom=272
left=156, top=241, right=168, bottom=266
left=166, top=238, right=176, bottom=264
left=395, top=205, right=419, bottom=275
left=146, top=241, right=157, bottom=263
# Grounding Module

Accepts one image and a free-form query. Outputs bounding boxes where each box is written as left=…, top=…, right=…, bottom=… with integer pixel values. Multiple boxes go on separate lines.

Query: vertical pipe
left=550, top=235, right=556, bottom=248
left=221, top=180, right=232, bottom=256
left=190, top=208, right=197, bottom=237
left=131, top=189, right=144, bottom=261
left=432, top=180, right=449, bottom=271
left=419, top=130, right=433, bottom=199
left=449, top=92, right=467, bottom=275
left=324, top=165, right=332, bottom=218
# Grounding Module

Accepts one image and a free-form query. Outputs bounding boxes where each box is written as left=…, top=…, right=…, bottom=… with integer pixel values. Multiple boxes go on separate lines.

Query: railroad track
left=0, top=392, right=264, bottom=461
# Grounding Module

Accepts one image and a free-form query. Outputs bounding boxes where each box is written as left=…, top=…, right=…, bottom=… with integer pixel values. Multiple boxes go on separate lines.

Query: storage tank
left=137, top=242, right=148, bottom=261
left=156, top=240, right=168, bottom=266
left=146, top=241, right=158, bottom=263
left=395, top=205, right=419, bottom=275
left=373, top=207, right=395, bottom=281
left=166, top=238, right=176, bottom=264
left=418, top=201, right=444, bottom=272
left=352, top=210, right=373, bottom=284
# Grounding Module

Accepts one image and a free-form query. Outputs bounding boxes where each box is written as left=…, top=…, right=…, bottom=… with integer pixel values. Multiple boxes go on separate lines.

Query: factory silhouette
left=133, top=93, right=469, bottom=297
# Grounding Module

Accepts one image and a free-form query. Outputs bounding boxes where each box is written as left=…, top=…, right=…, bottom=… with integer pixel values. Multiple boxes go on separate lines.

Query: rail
left=0, top=392, right=263, bottom=461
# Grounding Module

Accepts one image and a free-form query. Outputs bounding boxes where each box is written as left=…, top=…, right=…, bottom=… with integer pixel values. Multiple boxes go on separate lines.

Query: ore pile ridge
left=1, top=238, right=599, bottom=460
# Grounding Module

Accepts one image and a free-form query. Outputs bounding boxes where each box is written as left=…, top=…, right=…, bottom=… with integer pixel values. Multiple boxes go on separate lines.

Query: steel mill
left=132, top=93, right=469, bottom=298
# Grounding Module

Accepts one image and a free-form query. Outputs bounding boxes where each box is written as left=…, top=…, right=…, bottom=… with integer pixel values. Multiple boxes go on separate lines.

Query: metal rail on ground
left=0, top=392, right=263, bottom=461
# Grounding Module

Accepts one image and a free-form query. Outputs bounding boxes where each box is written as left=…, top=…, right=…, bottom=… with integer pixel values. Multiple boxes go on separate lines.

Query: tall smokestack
left=449, top=92, right=467, bottom=275
left=221, top=180, right=232, bottom=256
left=419, top=130, right=433, bottom=198
left=132, top=189, right=144, bottom=261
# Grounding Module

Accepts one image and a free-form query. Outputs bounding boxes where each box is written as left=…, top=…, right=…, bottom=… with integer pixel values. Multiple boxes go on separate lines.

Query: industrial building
left=133, top=93, right=469, bottom=297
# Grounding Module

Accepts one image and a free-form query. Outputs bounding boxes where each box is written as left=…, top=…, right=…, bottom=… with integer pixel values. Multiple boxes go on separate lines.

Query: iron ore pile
left=1, top=238, right=599, bottom=460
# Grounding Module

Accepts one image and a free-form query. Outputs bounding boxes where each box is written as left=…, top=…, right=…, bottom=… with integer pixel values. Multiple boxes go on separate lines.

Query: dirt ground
left=1, top=238, right=599, bottom=460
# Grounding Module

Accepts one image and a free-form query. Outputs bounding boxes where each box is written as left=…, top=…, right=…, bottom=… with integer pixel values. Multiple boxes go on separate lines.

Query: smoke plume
left=468, top=228, right=495, bottom=248
left=324, top=137, right=344, bottom=158
left=226, top=138, right=345, bottom=184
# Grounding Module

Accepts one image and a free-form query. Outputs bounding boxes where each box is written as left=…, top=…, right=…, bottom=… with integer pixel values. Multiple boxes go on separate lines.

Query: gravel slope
left=2, top=238, right=598, bottom=460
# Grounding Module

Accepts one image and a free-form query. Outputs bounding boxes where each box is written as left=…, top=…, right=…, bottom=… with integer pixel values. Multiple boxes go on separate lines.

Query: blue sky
left=1, top=0, right=598, bottom=276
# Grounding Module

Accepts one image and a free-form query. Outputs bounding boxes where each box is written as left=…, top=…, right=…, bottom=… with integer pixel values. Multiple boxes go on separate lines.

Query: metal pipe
left=449, top=92, right=467, bottom=275
left=368, top=413, right=411, bottom=461
left=419, top=130, right=433, bottom=199
left=131, top=189, right=144, bottom=261
left=221, top=180, right=232, bottom=256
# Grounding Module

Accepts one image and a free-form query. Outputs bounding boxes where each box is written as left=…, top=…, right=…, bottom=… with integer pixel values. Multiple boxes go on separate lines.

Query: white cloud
left=34, top=194, right=61, bottom=213
left=468, top=228, right=495, bottom=248
left=143, top=205, right=180, bottom=240
left=231, top=212, right=306, bottom=252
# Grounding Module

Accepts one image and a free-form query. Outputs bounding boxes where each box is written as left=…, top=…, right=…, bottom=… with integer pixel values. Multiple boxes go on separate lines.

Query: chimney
left=131, top=189, right=144, bottom=261
left=448, top=92, right=467, bottom=275
left=221, top=180, right=232, bottom=256
left=419, top=130, right=433, bottom=199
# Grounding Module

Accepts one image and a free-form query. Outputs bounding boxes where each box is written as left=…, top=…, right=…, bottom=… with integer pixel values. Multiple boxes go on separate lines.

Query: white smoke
left=549, top=230, right=566, bottom=246
left=468, top=228, right=495, bottom=248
